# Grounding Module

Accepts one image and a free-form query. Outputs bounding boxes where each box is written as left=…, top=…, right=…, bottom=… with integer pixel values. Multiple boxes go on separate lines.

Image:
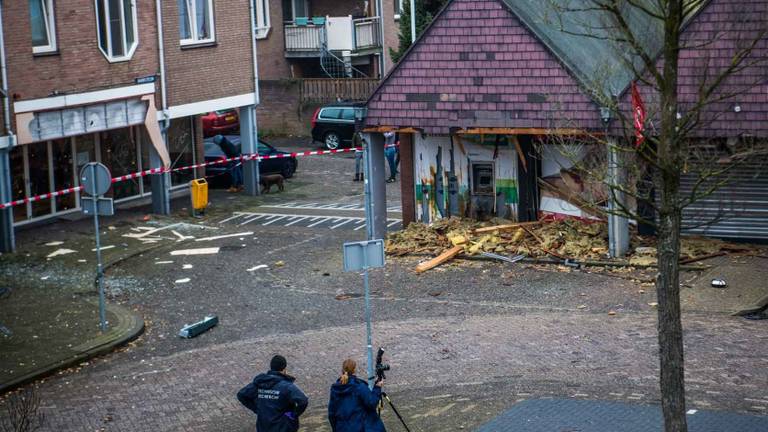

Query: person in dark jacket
left=237, top=355, right=309, bottom=432
left=328, top=359, right=386, bottom=432
left=213, top=134, right=243, bottom=192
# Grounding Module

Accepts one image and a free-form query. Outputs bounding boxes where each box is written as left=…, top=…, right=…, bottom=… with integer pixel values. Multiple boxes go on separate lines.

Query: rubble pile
left=386, top=217, right=753, bottom=270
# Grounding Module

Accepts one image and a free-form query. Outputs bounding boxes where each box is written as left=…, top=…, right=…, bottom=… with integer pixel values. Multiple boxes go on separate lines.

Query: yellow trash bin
left=190, top=178, right=208, bottom=216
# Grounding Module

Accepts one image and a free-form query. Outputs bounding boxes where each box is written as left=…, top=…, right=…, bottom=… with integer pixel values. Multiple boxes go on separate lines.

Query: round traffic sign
left=80, top=162, right=112, bottom=196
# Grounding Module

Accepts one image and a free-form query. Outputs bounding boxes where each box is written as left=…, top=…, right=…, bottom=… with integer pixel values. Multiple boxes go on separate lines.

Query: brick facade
left=4, top=0, right=159, bottom=124
left=256, top=1, right=292, bottom=80
left=161, top=1, right=255, bottom=108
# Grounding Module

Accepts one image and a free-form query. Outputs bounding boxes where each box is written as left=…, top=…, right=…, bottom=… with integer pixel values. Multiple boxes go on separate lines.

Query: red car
left=202, top=109, right=239, bottom=137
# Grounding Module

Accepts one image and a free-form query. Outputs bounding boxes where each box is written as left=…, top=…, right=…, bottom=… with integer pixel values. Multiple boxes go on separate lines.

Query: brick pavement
left=22, top=311, right=768, bottom=431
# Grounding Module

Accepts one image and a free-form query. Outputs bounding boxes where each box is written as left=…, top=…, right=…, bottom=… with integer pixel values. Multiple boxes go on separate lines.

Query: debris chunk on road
left=47, top=248, right=77, bottom=258
left=416, top=245, right=463, bottom=273
left=44, top=241, right=64, bottom=246
left=247, top=265, right=268, bottom=272
left=170, top=247, right=220, bottom=256
left=175, top=278, right=191, bottom=284
left=179, top=315, right=218, bottom=338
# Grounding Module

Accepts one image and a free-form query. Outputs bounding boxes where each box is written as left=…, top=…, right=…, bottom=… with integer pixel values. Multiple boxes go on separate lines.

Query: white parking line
left=239, top=214, right=267, bottom=226
left=285, top=217, right=308, bottom=227
left=354, top=222, right=367, bottom=231
left=330, top=219, right=355, bottom=229
left=387, top=220, right=400, bottom=227
left=219, top=213, right=245, bottom=224
left=308, top=218, right=330, bottom=228
left=262, top=215, right=288, bottom=226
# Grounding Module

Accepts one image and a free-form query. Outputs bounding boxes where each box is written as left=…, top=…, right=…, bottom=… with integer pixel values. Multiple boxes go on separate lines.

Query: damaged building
left=362, top=0, right=768, bottom=252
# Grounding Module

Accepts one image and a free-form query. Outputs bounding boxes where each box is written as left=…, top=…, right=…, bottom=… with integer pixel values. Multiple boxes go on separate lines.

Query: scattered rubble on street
left=386, top=216, right=760, bottom=273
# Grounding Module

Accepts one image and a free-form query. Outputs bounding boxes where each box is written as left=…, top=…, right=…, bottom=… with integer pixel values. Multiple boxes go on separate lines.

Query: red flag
left=631, top=81, right=646, bottom=147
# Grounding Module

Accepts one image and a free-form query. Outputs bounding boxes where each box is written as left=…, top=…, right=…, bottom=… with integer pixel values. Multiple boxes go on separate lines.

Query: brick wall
left=4, top=1, right=159, bottom=116
left=256, top=79, right=319, bottom=136
left=381, top=0, right=399, bottom=72
left=256, top=1, right=292, bottom=80
left=161, top=1, right=255, bottom=108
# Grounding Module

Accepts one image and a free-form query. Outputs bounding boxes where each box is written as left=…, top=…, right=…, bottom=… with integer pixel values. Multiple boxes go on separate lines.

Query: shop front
left=7, top=83, right=197, bottom=226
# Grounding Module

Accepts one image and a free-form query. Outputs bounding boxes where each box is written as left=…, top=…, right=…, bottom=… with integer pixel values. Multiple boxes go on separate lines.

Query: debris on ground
left=46, top=248, right=77, bottom=258
left=170, top=247, right=220, bottom=256
left=247, top=265, right=268, bottom=272
left=178, top=315, right=218, bottom=338
left=386, top=216, right=759, bottom=273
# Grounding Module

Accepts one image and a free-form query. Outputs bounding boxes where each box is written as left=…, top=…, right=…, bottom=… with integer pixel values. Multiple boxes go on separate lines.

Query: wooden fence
left=299, top=78, right=380, bottom=105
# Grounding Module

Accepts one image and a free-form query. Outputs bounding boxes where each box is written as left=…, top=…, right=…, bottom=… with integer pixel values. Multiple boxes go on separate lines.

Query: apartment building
left=0, top=0, right=260, bottom=252
left=255, top=0, right=400, bottom=135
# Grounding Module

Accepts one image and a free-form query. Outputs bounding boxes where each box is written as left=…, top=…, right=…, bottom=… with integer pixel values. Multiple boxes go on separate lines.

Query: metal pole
left=410, top=0, right=416, bottom=43
left=90, top=166, right=107, bottom=332
left=363, top=253, right=374, bottom=389
left=363, top=138, right=374, bottom=241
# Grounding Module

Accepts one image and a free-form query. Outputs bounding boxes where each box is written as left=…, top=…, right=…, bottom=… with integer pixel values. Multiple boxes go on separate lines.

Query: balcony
left=284, top=16, right=382, bottom=57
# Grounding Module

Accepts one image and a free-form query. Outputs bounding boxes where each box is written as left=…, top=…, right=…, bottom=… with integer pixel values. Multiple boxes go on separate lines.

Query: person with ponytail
left=328, top=359, right=386, bottom=432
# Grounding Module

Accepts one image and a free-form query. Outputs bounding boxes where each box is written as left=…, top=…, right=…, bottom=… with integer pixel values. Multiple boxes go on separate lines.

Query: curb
left=732, top=293, right=768, bottom=316
left=0, top=302, right=144, bottom=394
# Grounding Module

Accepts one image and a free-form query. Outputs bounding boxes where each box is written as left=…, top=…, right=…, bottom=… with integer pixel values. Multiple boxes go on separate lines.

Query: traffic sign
left=80, top=162, right=111, bottom=196
left=343, top=239, right=385, bottom=272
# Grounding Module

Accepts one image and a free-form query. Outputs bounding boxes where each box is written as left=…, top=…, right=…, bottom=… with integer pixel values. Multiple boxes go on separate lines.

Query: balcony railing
left=284, top=16, right=381, bottom=54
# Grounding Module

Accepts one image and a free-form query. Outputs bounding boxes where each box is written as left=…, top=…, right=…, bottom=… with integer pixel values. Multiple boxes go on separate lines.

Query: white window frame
left=30, top=0, right=57, bottom=54
left=94, top=0, right=139, bottom=63
left=254, top=0, right=270, bottom=39
left=179, top=0, right=216, bottom=46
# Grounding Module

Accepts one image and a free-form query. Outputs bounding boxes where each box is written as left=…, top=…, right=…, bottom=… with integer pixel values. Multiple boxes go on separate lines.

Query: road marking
left=195, top=232, right=254, bottom=242
left=285, top=217, right=308, bottom=227
left=354, top=222, right=367, bottom=231
left=461, top=404, right=477, bottom=413
left=308, top=218, right=330, bottom=228
left=170, top=247, right=220, bottom=256
left=387, top=220, right=399, bottom=227
left=239, top=215, right=266, bottom=226
left=262, top=215, right=287, bottom=226
left=330, top=219, right=353, bottom=229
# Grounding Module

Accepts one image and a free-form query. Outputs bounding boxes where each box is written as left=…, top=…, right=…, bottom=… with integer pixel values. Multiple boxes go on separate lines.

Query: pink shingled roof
left=365, top=0, right=604, bottom=135
left=618, top=0, right=768, bottom=138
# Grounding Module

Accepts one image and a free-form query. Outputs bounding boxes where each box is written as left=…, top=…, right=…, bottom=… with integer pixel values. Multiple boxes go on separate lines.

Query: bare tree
left=542, top=1, right=767, bottom=431
left=0, top=388, right=45, bottom=432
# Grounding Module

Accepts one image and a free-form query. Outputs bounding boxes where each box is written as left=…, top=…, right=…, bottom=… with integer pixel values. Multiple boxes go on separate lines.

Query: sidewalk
left=477, top=399, right=768, bottom=432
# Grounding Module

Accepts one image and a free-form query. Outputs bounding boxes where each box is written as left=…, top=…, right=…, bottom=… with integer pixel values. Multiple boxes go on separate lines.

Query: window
left=340, top=108, right=355, bottom=121
left=95, top=0, right=138, bottom=62
left=179, top=0, right=215, bottom=45
left=320, top=108, right=342, bottom=119
left=29, top=0, right=57, bottom=53
left=254, top=0, right=270, bottom=39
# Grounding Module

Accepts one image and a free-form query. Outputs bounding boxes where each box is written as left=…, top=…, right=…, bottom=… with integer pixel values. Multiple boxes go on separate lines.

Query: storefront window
left=167, top=118, right=195, bottom=187
left=52, top=139, right=76, bottom=212
left=100, top=128, right=140, bottom=200
left=28, top=141, right=52, bottom=218
left=10, top=146, right=26, bottom=222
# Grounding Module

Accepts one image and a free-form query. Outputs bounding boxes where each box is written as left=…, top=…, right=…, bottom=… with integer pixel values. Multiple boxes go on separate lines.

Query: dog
left=260, top=174, right=285, bottom=194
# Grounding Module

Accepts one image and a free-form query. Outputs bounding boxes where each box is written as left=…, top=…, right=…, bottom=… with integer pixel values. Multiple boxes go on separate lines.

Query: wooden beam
left=537, top=178, right=608, bottom=221
left=415, top=245, right=463, bottom=273
left=362, top=126, right=421, bottom=133
left=511, top=135, right=527, bottom=173
left=473, top=222, right=541, bottom=234
left=455, top=128, right=602, bottom=136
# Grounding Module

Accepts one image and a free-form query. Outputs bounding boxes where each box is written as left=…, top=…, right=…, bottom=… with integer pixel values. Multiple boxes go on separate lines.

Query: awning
left=13, top=84, right=170, bottom=167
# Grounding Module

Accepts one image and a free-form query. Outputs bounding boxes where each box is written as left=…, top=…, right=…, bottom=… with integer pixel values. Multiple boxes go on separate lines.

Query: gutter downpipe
left=376, top=0, right=386, bottom=77
left=0, top=0, right=16, bottom=252
left=153, top=0, right=171, bottom=214
left=248, top=0, right=261, bottom=194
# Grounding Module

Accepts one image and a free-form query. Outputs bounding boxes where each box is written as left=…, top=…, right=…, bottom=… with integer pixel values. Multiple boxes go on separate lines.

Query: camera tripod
left=379, top=391, right=413, bottom=432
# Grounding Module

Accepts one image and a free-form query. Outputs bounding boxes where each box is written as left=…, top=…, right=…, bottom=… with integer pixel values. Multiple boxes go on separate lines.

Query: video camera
left=375, top=347, right=390, bottom=382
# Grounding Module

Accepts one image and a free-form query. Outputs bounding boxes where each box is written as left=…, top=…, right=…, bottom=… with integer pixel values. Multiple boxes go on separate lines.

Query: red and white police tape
left=0, top=145, right=380, bottom=210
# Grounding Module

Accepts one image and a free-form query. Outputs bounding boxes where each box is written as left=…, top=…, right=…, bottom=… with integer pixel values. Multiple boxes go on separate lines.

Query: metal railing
left=284, top=22, right=324, bottom=51
left=353, top=17, right=381, bottom=50
left=284, top=16, right=382, bottom=53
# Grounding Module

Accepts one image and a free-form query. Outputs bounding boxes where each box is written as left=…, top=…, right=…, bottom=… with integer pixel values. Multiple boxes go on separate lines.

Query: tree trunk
left=656, top=2, right=688, bottom=430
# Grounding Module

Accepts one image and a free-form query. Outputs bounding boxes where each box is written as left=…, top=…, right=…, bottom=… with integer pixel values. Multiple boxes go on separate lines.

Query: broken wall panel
left=414, top=134, right=518, bottom=222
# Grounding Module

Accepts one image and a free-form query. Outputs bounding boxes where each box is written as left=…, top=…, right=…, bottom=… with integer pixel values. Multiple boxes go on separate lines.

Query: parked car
left=203, top=135, right=297, bottom=187
left=202, top=109, right=239, bottom=137
left=311, top=102, right=364, bottom=150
